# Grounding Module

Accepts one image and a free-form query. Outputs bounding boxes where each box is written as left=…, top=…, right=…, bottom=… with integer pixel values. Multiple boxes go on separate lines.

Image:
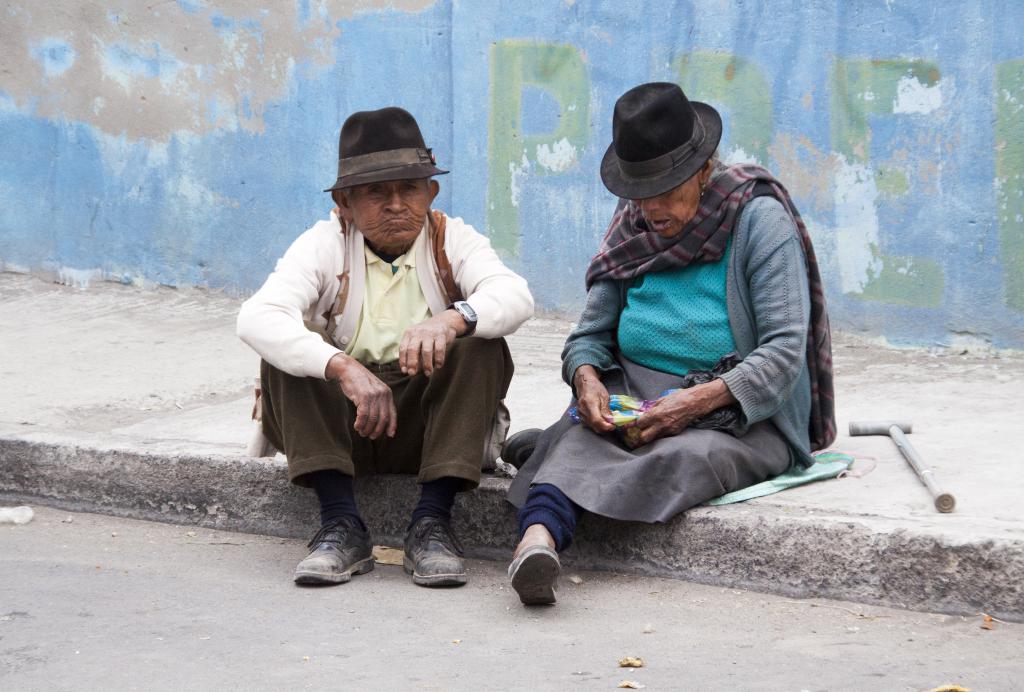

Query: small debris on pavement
left=618, top=656, right=644, bottom=668
left=567, top=574, right=583, bottom=585
left=642, top=623, right=655, bottom=634
left=110, top=532, right=118, bottom=537
left=618, top=681, right=646, bottom=689
left=925, top=685, right=970, bottom=692
left=1, top=612, right=30, bottom=622
left=372, top=546, right=404, bottom=566
left=62, top=516, right=73, bottom=524
left=0, top=506, right=34, bottom=525
left=980, top=614, right=996, bottom=631
left=451, top=639, right=461, bottom=644
left=186, top=531, right=197, bottom=537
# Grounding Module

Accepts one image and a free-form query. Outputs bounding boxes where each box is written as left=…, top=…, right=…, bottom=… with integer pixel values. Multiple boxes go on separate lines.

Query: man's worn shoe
left=508, top=544, right=560, bottom=605
left=403, top=517, right=467, bottom=587
left=294, top=519, right=374, bottom=585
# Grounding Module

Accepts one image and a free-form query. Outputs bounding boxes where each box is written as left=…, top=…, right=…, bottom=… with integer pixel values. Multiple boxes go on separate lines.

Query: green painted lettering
left=487, top=41, right=589, bottom=257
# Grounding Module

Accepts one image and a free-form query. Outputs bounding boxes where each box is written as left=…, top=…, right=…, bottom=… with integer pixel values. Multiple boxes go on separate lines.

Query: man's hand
left=399, top=310, right=466, bottom=377
left=632, top=379, right=736, bottom=447
left=325, top=353, right=397, bottom=439
left=572, top=365, right=616, bottom=433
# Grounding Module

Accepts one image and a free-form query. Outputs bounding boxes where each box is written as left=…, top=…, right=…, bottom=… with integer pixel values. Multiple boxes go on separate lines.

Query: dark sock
left=307, top=469, right=365, bottom=531
left=409, top=476, right=463, bottom=528
left=517, top=483, right=583, bottom=553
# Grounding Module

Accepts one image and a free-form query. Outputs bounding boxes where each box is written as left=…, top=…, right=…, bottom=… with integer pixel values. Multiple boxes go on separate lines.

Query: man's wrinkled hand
left=399, top=311, right=465, bottom=376
left=573, top=365, right=616, bottom=434
left=326, top=353, right=397, bottom=439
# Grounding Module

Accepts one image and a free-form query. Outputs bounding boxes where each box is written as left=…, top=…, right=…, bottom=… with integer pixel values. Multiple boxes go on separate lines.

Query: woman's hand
left=632, top=379, right=736, bottom=446
left=572, top=365, right=616, bottom=434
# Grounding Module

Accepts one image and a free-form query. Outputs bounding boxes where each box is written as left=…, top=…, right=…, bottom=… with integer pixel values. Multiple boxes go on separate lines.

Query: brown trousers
left=260, top=337, right=513, bottom=490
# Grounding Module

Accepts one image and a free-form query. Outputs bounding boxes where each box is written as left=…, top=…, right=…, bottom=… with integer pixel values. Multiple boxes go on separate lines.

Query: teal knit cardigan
left=561, top=196, right=814, bottom=467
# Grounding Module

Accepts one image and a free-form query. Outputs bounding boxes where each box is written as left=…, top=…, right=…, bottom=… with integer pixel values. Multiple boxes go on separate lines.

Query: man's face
left=335, top=178, right=439, bottom=254
left=633, top=160, right=712, bottom=239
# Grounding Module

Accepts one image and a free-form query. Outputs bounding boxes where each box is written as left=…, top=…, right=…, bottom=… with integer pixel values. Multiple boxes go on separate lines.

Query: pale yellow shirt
left=344, top=238, right=431, bottom=364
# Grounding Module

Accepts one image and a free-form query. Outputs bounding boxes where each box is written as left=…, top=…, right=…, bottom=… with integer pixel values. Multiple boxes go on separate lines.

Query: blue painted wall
left=1, top=1, right=1023, bottom=347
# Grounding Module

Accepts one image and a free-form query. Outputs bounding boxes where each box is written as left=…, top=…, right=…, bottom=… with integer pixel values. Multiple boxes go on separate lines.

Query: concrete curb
left=2, top=434, right=1021, bottom=622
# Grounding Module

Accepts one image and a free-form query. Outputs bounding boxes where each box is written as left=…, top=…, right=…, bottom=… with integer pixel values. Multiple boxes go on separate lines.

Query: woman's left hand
left=632, top=379, right=737, bottom=446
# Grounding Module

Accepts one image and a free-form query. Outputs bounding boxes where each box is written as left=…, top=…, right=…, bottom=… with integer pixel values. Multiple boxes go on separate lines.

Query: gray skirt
left=506, top=356, right=793, bottom=523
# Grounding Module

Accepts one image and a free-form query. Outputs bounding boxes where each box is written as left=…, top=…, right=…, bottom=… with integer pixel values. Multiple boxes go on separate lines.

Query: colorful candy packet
left=568, top=391, right=675, bottom=449
left=566, top=354, right=745, bottom=448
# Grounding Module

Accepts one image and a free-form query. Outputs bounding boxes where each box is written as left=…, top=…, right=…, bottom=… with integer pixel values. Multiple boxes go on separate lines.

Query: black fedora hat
left=600, top=82, right=722, bottom=199
left=324, top=106, right=448, bottom=192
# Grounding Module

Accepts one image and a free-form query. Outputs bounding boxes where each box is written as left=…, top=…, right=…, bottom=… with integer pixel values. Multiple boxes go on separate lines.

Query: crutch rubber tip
left=934, top=493, right=956, bottom=513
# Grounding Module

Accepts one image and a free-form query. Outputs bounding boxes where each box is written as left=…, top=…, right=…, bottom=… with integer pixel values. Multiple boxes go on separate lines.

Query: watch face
left=458, top=301, right=477, bottom=322
left=452, top=301, right=477, bottom=335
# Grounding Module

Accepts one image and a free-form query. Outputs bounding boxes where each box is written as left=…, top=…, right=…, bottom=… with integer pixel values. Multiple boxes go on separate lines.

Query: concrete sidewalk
left=1, top=272, right=1022, bottom=620
left=5, top=507, right=1022, bottom=691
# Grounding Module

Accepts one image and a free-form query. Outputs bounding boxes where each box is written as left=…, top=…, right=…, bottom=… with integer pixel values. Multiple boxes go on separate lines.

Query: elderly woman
left=506, top=82, right=836, bottom=605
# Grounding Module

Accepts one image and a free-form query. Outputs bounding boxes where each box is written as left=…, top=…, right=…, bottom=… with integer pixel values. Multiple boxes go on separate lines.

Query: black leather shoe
left=294, top=519, right=373, bottom=585
left=403, top=517, right=467, bottom=587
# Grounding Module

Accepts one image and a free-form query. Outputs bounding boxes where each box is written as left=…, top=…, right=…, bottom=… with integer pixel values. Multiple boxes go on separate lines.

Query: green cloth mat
left=707, top=452, right=855, bottom=505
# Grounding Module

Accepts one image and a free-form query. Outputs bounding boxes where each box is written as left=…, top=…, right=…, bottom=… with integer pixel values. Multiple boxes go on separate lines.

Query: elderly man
left=237, top=107, right=533, bottom=588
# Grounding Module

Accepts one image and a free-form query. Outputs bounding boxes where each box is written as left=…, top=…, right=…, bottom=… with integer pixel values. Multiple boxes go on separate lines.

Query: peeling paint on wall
left=893, top=75, right=943, bottom=115
left=829, top=57, right=946, bottom=307
left=0, top=0, right=435, bottom=140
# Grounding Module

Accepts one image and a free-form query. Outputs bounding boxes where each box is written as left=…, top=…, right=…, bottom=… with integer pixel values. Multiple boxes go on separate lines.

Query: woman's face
left=634, top=160, right=713, bottom=238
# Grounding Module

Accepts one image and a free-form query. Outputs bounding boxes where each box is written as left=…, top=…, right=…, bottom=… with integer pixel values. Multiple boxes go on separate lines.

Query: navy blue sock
left=307, top=470, right=366, bottom=531
left=517, top=483, right=583, bottom=553
left=409, top=476, right=463, bottom=528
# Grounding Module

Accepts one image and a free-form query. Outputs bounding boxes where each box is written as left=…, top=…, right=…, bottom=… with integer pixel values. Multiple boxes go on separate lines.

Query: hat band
left=338, top=147, right=435, bottom=178
left=616, top=119, right=706, bottom=180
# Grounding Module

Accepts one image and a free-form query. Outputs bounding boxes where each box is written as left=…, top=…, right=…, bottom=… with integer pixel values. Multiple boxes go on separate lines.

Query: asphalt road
left=2, top=507, right=1021, bottom=691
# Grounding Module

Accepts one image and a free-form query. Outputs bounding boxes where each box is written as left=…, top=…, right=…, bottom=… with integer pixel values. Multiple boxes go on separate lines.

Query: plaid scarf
left=586, top=162, right=836, bottom=451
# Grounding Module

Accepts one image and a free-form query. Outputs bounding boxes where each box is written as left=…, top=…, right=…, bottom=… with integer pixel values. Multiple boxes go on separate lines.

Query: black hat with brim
left=324, top=106, right=448, bottom=192
left=600, top=83, right=722, bottom=200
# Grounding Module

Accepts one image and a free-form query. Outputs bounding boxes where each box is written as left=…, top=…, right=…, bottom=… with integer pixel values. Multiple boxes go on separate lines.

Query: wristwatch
left=448, top=301, right=478, bottom=337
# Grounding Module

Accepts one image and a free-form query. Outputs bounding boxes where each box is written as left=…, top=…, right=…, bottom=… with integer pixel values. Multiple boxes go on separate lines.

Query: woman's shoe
left=508, top=543, right=560, bottom=605
left=501, top=428, right=543, bottom=469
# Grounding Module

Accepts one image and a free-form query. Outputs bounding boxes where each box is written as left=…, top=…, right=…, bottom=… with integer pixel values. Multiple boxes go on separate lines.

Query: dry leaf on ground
left=925, top=685, right=970, bottom=692
left=618, top=656, right=644, bottom=668
left=980, top=614, right=996, bottom=630
left=618, top=681, right=646, bottom=690
left=372, top=546, right=404, bottom=566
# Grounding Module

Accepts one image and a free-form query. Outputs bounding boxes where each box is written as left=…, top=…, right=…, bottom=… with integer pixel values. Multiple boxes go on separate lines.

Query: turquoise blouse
left=617, top=237, right=735, bottom=375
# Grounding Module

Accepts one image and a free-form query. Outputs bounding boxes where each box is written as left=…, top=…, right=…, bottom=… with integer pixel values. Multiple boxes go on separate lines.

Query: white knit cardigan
left=237, top=210, right=534, bottom=379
